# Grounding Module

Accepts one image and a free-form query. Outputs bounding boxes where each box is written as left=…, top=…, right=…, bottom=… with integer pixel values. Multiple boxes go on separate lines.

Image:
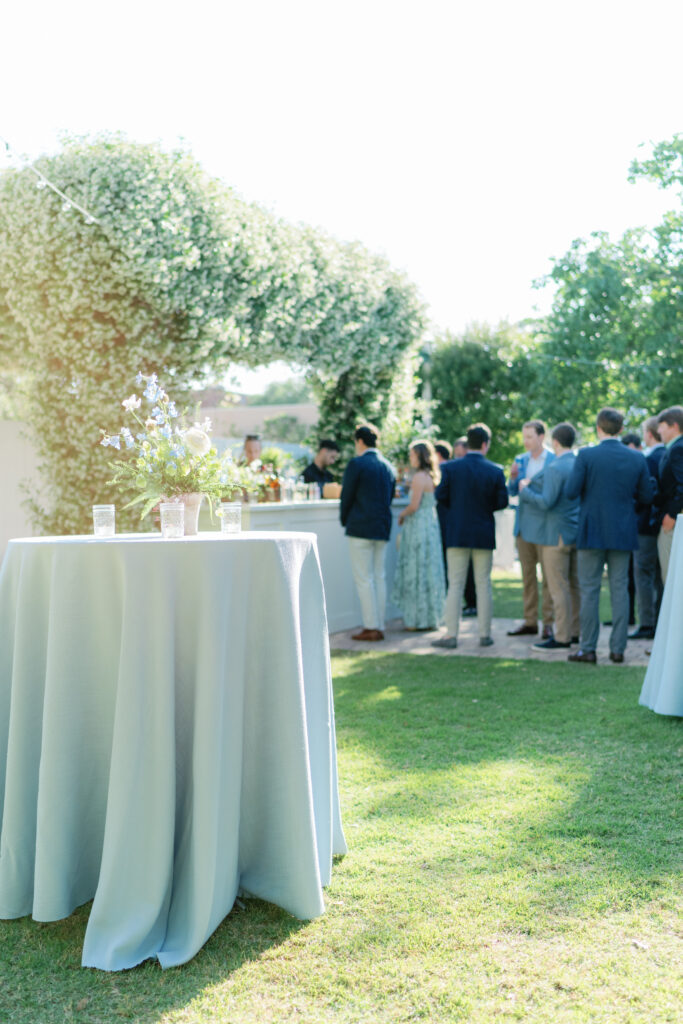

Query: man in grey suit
left=565, top=408, right=654, bottom=664
left=506, top=420, right=555, bottom=639
left=518, top=423, right=580, bottom=650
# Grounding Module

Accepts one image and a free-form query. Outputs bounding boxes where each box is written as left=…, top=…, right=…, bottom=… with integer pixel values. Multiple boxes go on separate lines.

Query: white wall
left=0, top=421, right=39, bottom=558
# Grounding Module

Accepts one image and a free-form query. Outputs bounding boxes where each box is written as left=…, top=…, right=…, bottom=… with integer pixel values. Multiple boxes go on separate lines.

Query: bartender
left=302, top=439, right=340, bottom=488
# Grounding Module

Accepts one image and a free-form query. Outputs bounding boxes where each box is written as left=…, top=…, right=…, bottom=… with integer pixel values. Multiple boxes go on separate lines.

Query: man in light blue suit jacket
left=507, top=420, right=555, bottom=638
left=565, top=408, right=654, bottom=664
left=519, top=423, right=580, bottom=650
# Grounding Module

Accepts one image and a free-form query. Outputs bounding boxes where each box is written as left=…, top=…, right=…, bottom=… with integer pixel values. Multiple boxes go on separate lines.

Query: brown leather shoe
left=506, top=624, right=538, bottom=636
left=351, top=628, right=384, bottom=642
left=568, top=649, right=597, bottom=664
left=609, top=652, right=624, bottom=663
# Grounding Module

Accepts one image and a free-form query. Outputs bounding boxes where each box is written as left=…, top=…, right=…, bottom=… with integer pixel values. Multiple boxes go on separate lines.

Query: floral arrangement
left=100, top=372, right=253, bottom=518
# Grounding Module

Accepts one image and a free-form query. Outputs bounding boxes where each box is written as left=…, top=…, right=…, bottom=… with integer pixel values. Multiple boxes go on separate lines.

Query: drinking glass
left=160, top=502, right=184, bottom=538
left=92, top=504, right=115, bottom=537
left=220, top=502, right=242, bottom=534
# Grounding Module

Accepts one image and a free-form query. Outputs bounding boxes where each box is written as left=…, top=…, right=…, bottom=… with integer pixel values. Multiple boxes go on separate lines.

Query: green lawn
left=0, top=653, right=680, bottom=1023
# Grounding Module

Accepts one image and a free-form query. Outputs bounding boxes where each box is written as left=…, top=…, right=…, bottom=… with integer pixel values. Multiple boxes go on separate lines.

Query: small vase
left=163, top=493, right=205, bottom=536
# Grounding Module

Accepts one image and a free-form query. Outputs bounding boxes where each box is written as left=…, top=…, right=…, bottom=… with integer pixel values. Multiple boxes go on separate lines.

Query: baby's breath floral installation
left=0, top=135, right=425, bottom=534
left=101, top=373, right=251, bottom=520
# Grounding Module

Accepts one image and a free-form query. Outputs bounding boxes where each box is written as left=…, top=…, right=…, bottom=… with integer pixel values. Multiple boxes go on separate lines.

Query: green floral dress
left=391, top=492, right=446, bottom=628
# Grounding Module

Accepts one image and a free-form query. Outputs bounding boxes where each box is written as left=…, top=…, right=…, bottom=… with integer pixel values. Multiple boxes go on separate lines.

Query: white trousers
left=348, top=537, right=388, bottom=630
left=445, top=548, right=494, bottom=639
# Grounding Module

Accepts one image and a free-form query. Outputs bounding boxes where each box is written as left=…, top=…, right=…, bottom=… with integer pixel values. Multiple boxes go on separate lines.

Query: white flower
left=182, top=427, right=211, bottom=457
left=122, top=394, right=142, bottom=411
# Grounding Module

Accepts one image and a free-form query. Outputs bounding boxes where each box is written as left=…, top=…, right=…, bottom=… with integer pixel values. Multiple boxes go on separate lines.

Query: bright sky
left=2, top=0, right=682, bottom=390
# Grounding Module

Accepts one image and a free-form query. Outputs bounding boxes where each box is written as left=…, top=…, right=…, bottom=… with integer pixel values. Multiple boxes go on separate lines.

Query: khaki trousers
left=657, top=526, right=675, bottom=583
left=540, top=541, right=580, bottom=643
left=445, top=548, right=493, bottom=639
left=516, top=535, right=554, bottom=628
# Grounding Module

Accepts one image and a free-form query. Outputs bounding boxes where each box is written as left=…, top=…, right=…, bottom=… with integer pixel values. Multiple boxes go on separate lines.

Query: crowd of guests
left=337, top=405, right=683, bottom=663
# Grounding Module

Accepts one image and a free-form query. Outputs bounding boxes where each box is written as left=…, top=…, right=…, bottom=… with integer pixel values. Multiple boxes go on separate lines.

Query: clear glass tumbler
left=220, top=502, right=242, bottom=534
left=160, top=502, right=185, bottom=538
left=92, top=504, right=116, bottom=537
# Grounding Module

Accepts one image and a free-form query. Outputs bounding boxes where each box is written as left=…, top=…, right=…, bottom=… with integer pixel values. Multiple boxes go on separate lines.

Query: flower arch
left=0, top=137, right=426, bottom=533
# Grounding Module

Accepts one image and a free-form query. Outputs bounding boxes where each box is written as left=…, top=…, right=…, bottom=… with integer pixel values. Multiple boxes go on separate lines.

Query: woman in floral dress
left=391, top=441, right=446, bottom=630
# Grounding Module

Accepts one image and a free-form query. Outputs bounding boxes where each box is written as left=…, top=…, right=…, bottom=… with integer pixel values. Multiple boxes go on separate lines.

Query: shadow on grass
left=332, top=651, right=681, bottom=917
left=0, top=897, right=307, bottom=1023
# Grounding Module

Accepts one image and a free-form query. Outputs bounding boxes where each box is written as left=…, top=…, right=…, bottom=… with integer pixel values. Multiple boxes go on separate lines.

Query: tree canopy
left=425, top=323, right=534, bottom=466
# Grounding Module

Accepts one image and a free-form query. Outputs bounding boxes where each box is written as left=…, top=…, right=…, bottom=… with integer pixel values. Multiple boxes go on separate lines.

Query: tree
left=531, top=134, right=683, bottom=432
left=425, top=323, right=535, bottom=466
left=247, top=377, right=312, bottom=405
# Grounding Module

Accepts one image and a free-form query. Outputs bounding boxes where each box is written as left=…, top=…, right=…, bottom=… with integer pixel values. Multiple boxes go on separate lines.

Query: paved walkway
left=330, top=616, right=651, bottom=667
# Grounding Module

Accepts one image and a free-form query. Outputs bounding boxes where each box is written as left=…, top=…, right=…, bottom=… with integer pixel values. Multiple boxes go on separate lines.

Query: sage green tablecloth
left=0, top=532, right=346, bottom=970
left=639, top=514, right=683, bottom=717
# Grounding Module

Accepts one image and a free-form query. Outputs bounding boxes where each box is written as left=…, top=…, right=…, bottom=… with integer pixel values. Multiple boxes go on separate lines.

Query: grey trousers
left=633, top=533, right=662, bottom=629
left=577, top=548, right=631, bottom=654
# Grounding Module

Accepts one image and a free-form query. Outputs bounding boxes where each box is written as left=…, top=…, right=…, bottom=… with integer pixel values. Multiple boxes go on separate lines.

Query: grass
left=0, top=653, right=681, bottom=1023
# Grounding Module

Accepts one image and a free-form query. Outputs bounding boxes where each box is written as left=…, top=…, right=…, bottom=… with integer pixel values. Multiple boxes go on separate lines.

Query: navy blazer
left=637, top=444, right=665, bottom=536
left=519, top=450, right=579, bottom=546
left=655, top=435, right=683, bottom=520
left=566, top=439, right=654, bottom=551
left=435, top=452, right=509, bottom=550
left=340, top=450, right=396, bottom=541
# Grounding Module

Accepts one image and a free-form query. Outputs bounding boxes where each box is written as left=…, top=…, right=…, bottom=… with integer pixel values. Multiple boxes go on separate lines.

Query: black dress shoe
left=507, top=624, right=538, bottom=636
left=571, top=636, right=580, bottom=644
left=609, top=652, right=624, bottom=663
left=541, top=625, right=554, bottom=640
left=462, top=606, right=477, bottom=617
left=568, top=649, right=597, bottom=664
left=532, top=638, right=571, bottom=650
left=628, top=626, right=655, bottom=640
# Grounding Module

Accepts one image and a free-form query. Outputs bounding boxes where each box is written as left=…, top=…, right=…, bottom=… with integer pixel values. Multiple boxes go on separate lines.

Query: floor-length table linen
left=639, top=514, right=683, bottom=716
left=0, top=532, right=346, bottom=970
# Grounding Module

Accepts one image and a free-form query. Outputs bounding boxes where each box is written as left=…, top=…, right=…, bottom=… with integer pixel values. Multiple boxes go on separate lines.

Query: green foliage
left=247, top=376, right=312, bottom=405
left=532, top=226, right=682, bottom=432
left=0, top=136, right=425, bottom=534
left=425, top=323, right=535, bottom=466
left=262, top=414, right=309, bottom=444
left=530, top=134, right=683, bottom=433
left=259, top=445, right=293, bottom=471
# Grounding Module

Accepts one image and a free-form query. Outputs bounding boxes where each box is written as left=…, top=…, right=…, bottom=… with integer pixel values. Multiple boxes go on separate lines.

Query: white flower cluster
left=0, top=135, right=425, bottom=534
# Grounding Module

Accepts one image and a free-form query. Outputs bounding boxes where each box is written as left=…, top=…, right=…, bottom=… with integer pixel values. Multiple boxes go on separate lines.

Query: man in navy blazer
left=340, top=423, right=396, bottom=642
left=566, top=407, right=654, bottom=664
left=655, top=405, right=683, bottom=582
left=432, top=423, right=508, bottom=649
left=629, top=415, right=666, bottom=640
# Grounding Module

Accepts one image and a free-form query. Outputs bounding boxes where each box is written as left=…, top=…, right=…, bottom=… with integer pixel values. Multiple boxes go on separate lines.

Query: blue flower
left=167, top=401, right=178, bottom=418
left=170, top=444, right=185, bottom=460
left=107, top=435, right=121, bottom=450
left=135, top=371, right=145, bottom=386
left=160, top=425, right=172, bottom=439
left=121, top=427, right=135, bottom=449
left=144, top=378, right=162, bottom=402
